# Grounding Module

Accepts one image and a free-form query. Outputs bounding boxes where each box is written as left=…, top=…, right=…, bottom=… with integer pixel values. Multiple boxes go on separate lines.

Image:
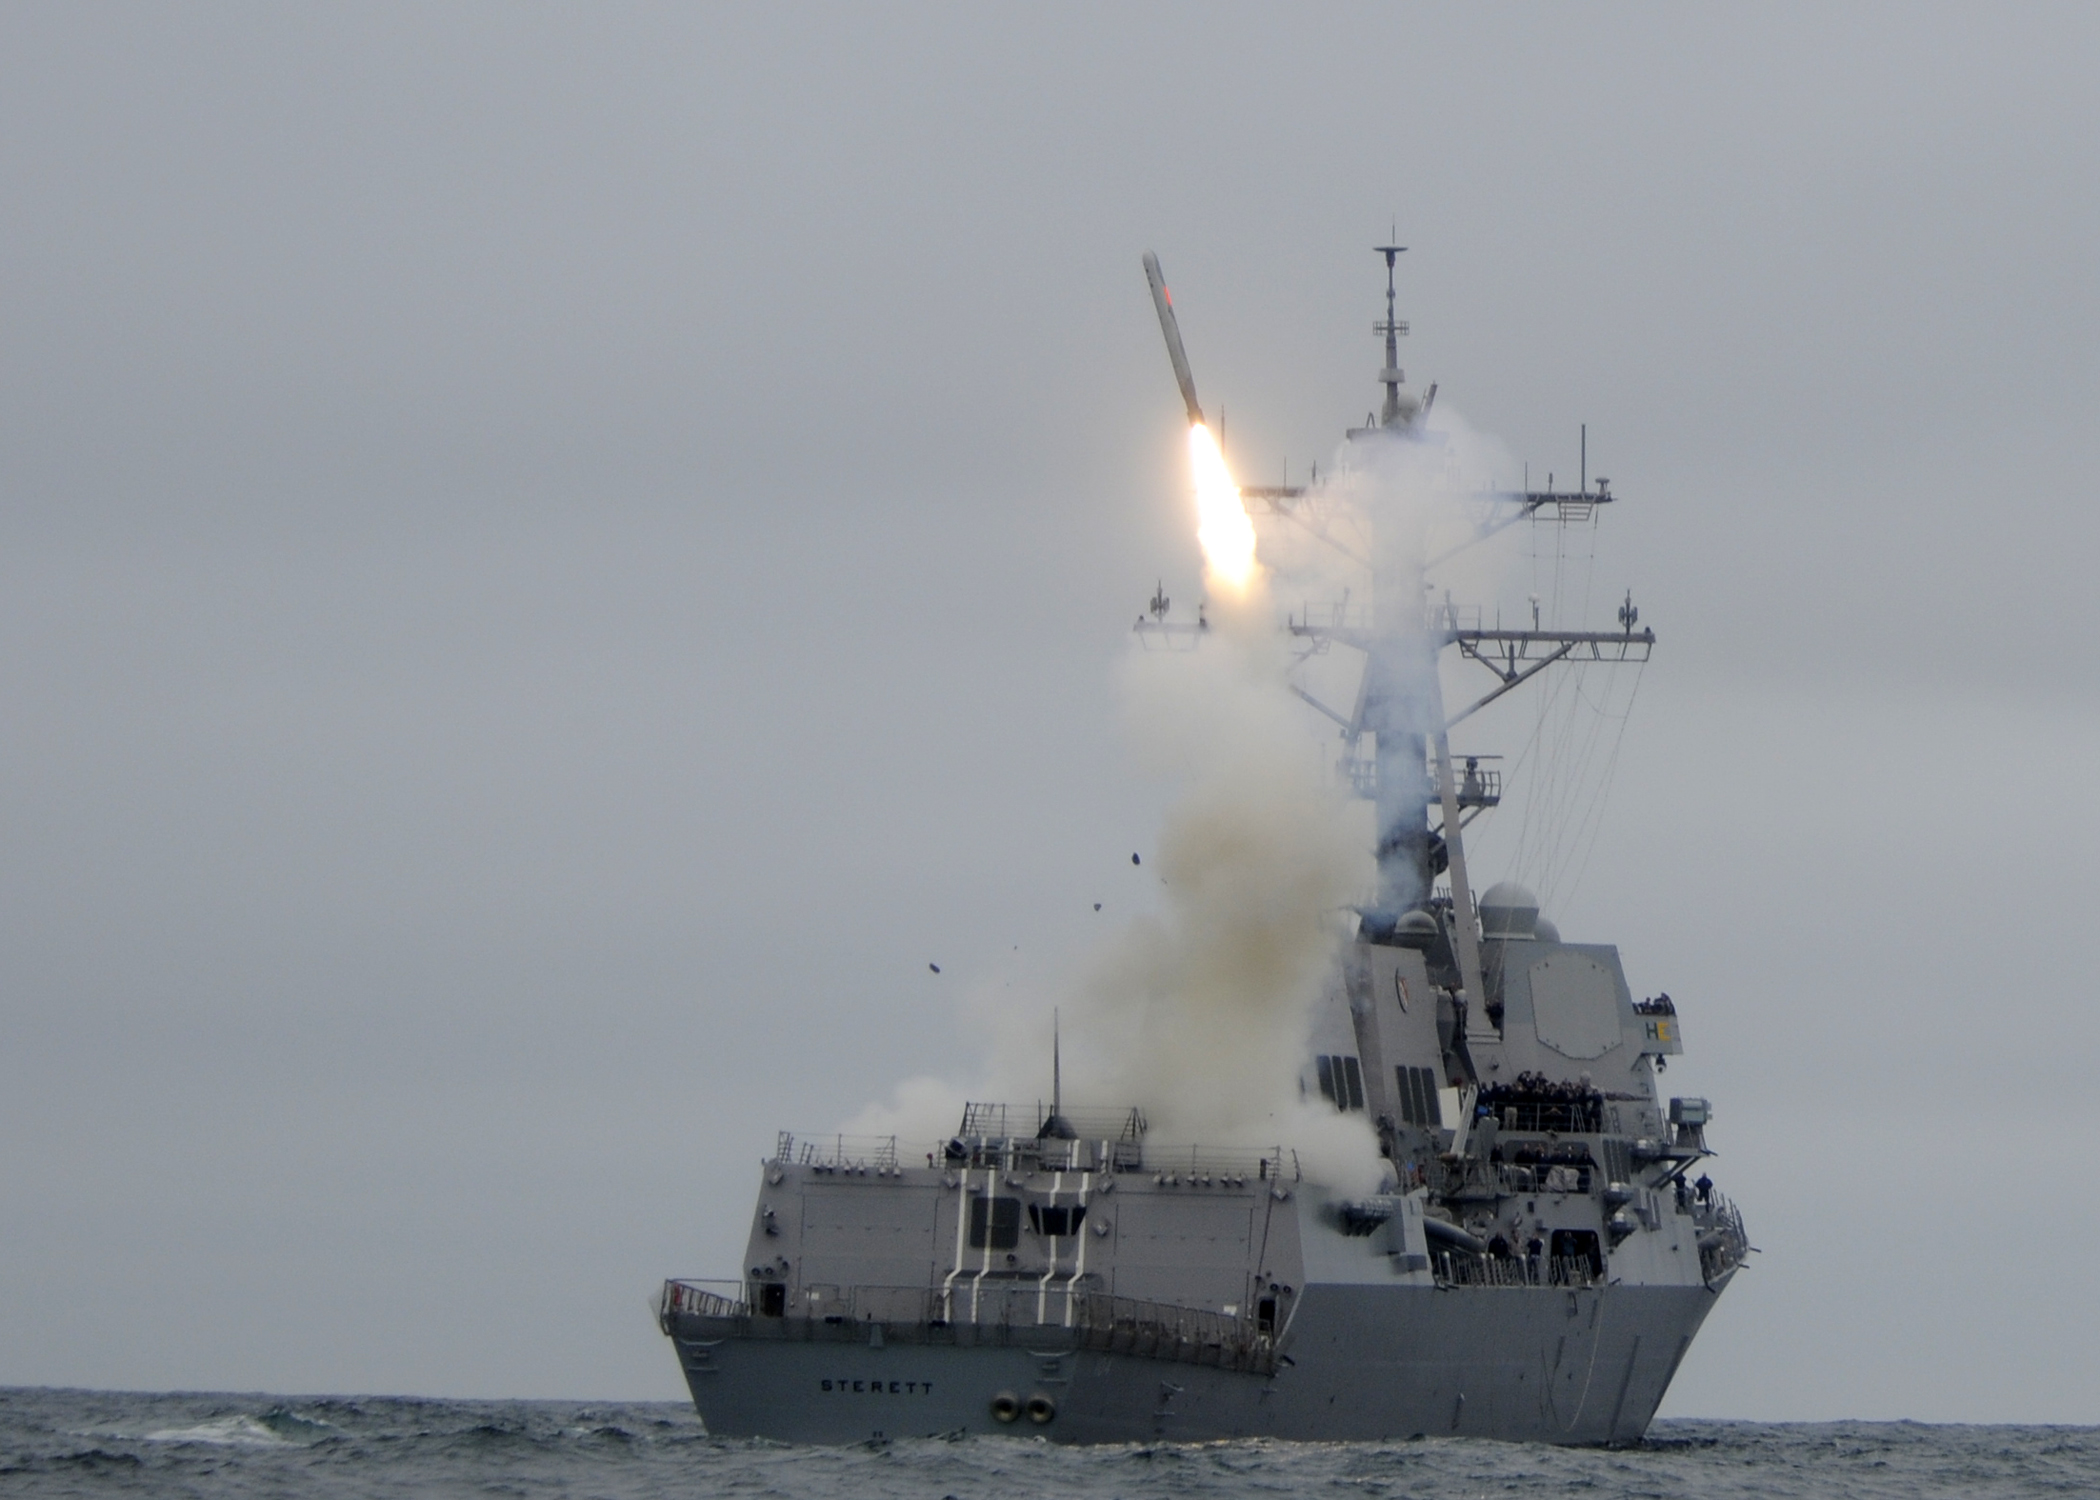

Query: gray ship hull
left=653, top=250, right=1748, bottom=1447
left=668, top=1278, right=1723, bottom=1444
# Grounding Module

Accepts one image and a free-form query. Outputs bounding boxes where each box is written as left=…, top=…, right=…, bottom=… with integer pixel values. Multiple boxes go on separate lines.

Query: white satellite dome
left=1477, top=881, right=1540, bottom=939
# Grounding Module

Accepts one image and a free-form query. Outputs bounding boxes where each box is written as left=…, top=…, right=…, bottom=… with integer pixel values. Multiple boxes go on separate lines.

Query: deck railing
left=1433, top=1253, right=1603, bottom=1289
left=660, top=1279, right=746, bottom=1326
left=773, top=1132, right=903, bottom=1173
left=659, top=1279, right=1276, bottom=1373
left=1435, top=1157, right=1593, bottom=1200
left=1070, top=1291, right=1275, bottom=1373
left=1694, top=1190, right=1750, bottom=1284
left=958, top=1102, right=1147, bottom=1142
left=1486, top=1099, right=1604, bottom=1134
left=766, top=1114, right=1298, bottom=1180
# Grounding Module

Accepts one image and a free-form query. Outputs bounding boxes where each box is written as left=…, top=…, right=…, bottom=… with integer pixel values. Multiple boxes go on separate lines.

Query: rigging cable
left=1554, top=660, right=1646, bottom=917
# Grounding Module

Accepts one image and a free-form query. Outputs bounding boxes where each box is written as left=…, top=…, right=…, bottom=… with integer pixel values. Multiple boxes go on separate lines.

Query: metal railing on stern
left=772, top=1132, right=904, bottom=1174
left=660, top=1279, right=747, bottom=1327
left=1694, top=1190, right=1749, bottom=1283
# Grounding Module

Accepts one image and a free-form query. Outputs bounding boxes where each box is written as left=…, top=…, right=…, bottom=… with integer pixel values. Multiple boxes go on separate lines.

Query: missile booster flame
left=1143, top=251, right=1263, bottom=598
left=1188, top=422, right=1259, bottom=596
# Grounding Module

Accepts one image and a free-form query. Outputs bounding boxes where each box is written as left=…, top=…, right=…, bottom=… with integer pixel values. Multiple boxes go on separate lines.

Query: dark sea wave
left=1, top=1387, right=2092, bottom=1499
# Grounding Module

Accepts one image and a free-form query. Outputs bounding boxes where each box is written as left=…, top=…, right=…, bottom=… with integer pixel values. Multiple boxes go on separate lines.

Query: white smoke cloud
left=1058, top=598, right=1382, bottom=1193
left=844, top=613, right=1383, bottom=1192
left=845, top=407, right=1522, bottom=1197
left=1261, top=406, right=1523, bottom=627
left=846, top=557, right=1382, bottom=1194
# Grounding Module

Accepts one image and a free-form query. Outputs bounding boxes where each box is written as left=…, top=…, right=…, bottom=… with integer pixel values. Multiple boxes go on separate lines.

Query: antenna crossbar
left=1424, top=485, right=1616, bottom=570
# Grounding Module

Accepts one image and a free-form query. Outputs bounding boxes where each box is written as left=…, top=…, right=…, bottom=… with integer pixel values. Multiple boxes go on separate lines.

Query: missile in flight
left=1141, top=251, right=1205, bottom=427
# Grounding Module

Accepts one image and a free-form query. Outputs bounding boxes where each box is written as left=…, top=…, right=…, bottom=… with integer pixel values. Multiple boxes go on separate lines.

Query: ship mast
left=1295, top=249, right=1651, bottom=1021
left=1139, top=245, right=1654, bottom=1052
left=1142, top=245, right=1646, bottom=1050
left=1374, top=243, right=1410, bottom=430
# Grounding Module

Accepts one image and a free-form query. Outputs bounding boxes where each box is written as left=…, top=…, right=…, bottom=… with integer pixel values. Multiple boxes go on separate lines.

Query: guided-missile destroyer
left=658, top=247, right=1748, bottom=1444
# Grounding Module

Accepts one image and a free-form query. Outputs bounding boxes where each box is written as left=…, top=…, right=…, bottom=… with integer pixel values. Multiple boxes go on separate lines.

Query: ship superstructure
left=658, top=248, right=1748, bottom=1444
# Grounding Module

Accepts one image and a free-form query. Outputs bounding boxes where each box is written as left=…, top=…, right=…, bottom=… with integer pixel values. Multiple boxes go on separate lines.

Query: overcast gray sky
left=2, top=3, right=2097, bottom=1420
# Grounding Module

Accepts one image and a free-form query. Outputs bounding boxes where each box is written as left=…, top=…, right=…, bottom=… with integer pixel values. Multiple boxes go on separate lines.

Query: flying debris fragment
left=1093, top=903, right=1103, bottom=911
left=1131, top=853, right=1141, bottom=866
left=928, top=963, right=940, bottom=974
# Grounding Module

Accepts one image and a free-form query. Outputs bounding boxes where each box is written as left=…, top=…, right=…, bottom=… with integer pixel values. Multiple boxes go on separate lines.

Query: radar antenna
left=1372, top=242, right=1410, bottom=428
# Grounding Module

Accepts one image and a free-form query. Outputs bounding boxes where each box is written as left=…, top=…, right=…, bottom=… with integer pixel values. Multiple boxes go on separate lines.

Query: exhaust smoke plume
left=1067, top=603, right=1381, bottom=1191
left=848, top=406, right=1519, bottom=1197
left=849, top=422, right=1383, bottom=1193
left=1077, top=419, right=1375, bottom=1189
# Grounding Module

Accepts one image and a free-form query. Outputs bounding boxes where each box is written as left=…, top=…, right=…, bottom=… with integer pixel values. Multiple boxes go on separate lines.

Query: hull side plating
left=669, top=1281, right=1720, bottom=1444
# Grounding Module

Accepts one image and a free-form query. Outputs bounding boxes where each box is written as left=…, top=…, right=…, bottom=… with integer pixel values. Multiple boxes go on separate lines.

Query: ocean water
left=2, top=1389, right=2093, bottom=1499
